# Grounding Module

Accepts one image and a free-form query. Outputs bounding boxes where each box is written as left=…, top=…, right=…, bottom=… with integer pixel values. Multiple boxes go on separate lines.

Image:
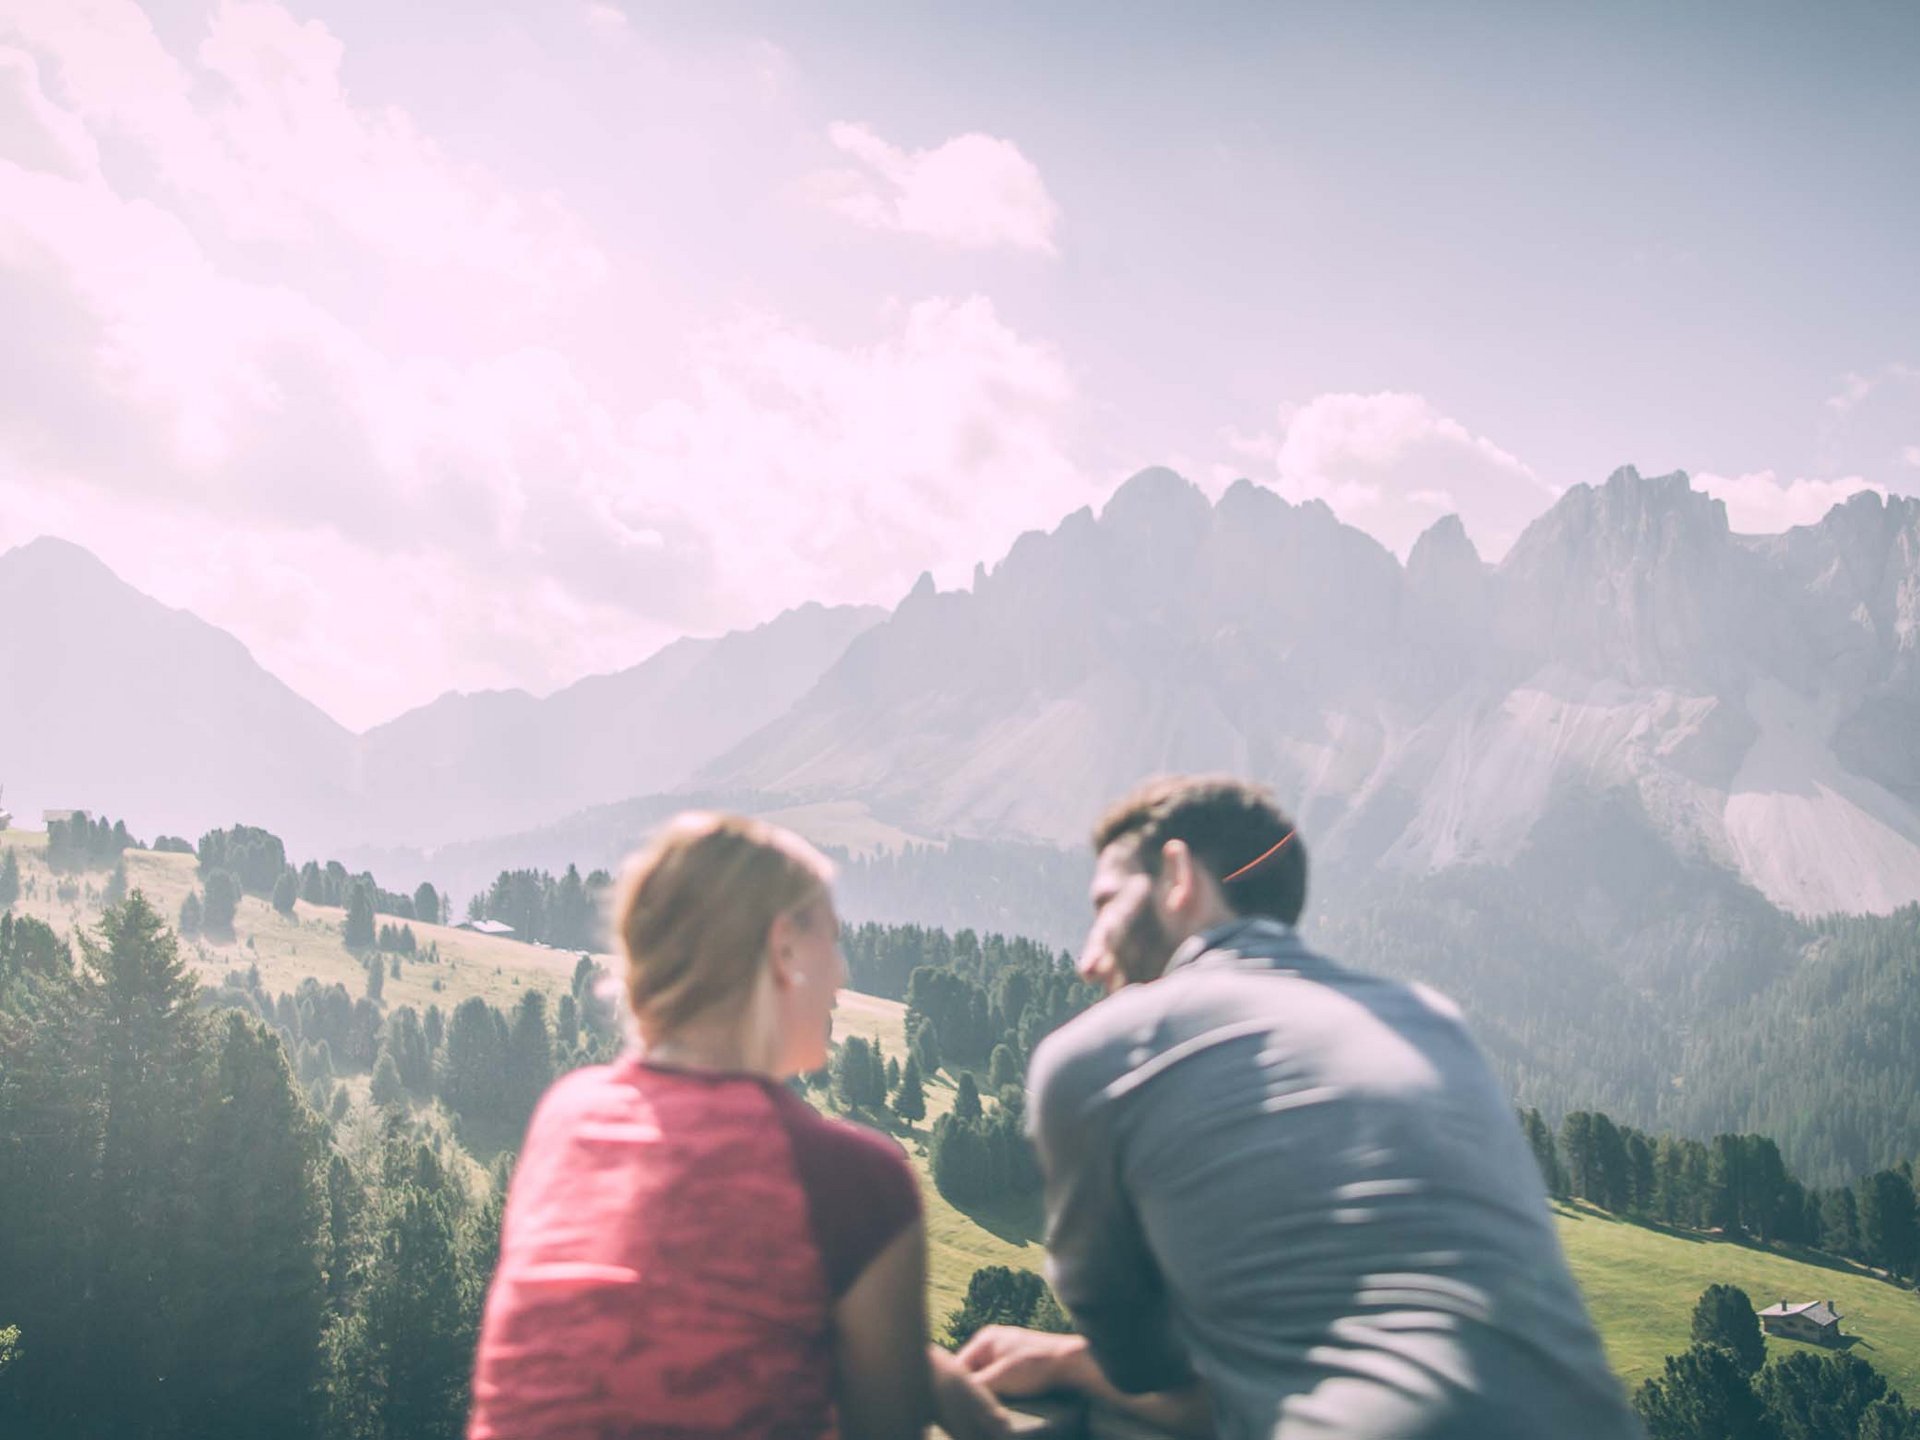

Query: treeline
left=209, top=954, right=624, bottom=1139
left=831, top=838, right=1091, bottom=952
left=465, top=864, right=611, bottom=950
left=822, top=920, right=1095, bottom=1211
left=1634, top=1284, right=1920, bottom=1439
left=0, top=893, right=502, bottom=1439
left=46, top=814, right=139, bottom=872
left=1669, top=904, right=1920, bottom=1188
left=1520, top=1106, right=1920, bottom=1280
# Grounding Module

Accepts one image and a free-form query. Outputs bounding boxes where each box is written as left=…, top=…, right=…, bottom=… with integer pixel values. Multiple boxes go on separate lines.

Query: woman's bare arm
left=832, top=1218, right=1011, bottom=1440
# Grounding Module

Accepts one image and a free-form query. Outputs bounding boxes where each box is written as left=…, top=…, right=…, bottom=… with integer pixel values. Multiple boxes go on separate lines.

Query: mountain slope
left=0, top=537, right=353, bottom=841
left=0, top=535, right=881, bottom=853
left=345, top=600, right=884, bottom=849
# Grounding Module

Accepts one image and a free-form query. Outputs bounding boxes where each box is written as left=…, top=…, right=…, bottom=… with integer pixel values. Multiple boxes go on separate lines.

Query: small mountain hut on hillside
left=1757, top=1299, right=1843, bottom=1345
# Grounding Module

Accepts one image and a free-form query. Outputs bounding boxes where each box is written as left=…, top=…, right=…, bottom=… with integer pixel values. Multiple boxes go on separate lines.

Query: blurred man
left=959, top=775, right=1640, bottom=1440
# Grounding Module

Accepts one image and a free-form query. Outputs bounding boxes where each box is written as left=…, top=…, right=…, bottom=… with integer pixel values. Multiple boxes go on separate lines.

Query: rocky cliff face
left=703, top=466, right=1920, bottom=917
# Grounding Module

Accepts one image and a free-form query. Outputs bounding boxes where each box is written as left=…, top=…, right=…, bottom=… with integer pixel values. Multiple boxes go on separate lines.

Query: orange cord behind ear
left=1221, top=830, right=1295, bottom=884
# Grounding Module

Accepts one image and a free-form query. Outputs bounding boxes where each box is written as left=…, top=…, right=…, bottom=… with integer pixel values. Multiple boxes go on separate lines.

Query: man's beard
left=1114, top=898, right=1178, bottom=987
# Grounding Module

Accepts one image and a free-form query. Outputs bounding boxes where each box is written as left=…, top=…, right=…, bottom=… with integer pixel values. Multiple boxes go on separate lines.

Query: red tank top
left=468, top=1057, right=920, bottom=1440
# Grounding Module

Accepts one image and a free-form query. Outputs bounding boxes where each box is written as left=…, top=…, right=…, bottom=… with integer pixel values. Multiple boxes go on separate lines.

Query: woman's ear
left=765, top=909, right=801, bottom=990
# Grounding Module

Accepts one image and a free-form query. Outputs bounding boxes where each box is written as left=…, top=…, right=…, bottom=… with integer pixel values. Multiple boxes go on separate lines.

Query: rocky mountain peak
left=1406, top=513, right=1482, bottom=583
left=1098, top=465, right=1212, bottom=537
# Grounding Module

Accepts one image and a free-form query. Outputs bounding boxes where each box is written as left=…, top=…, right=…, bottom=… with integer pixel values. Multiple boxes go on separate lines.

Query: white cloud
left=7, top=0, right=607, bottom=304
left=807, top=121, right=1060, bottom=255
left=0, top=3, right=1094, bottom=727
left=1694, top=469, right=1885, bottom=534
left=1259, top=392, right=1556, bottom=560
left=1818, top=364, right=1920, bottom=485
left=583, top=3, right=629, bottom=36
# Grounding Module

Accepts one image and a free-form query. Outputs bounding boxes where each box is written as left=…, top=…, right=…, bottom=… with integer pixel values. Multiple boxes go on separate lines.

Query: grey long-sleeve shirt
left=1027, top=918, right=1642, bottom=1440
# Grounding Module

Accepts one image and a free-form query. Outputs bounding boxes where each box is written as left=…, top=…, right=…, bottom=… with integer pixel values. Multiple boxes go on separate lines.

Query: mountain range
left=5, top=464, right=1919, bottom=921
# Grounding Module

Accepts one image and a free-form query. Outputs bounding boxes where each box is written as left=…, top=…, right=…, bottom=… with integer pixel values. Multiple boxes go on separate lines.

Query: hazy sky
left=2, top=1, right=1915, bottom=729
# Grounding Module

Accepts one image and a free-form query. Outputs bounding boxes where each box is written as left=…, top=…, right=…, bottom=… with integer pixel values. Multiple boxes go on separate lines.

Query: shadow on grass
left=946, top=1189, right=1046, bottom=1247
left=1555, top=1200, right=1915, bottom=1294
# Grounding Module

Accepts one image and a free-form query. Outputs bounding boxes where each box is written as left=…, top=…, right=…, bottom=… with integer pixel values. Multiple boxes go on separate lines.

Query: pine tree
left=894, top=1055, right=927, bottom=1123
left=343, top=881, right=376, bottom=951
left=833, top=1035, right=877, bottom=1111
left=412, top=882, right=441, bottom=927
left=327, top=1144, right=479, bottom=1440
left=954, top=1070, right=983, bottom=1123
left=1632, top=1344, right=1775, bottom=1440
left=1860, top=1170, right=1918, bottom=1279
left=371, top=1050, right=404, bottom=1108
left=76, top=893, right=207, bottom=1437
left=1689, top=1285, right=1765, bottom=1375
left=1861, top=1397, right=1920, bottom=1440
left=180, top=890, right=204, bottom=939
left=0, top=848, right=19, bottom=910
left=1756, top=1350, right=1890, bottom=1440
left=987, top=1043, right=1020, bottom=1093
left=203, top=870, right=240, bottom=941
left=505, top=990, right=554, bottom=1131
left=441, top=997, right=506, bottom=1124
left=183, top=1014, right=327, bottom=1440
left=945, top=1266, right=1054, bottom=1345
left=273, top=869, right=298, bottom=916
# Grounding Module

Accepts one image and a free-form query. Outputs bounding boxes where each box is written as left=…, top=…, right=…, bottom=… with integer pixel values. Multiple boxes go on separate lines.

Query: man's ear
left=1159, top=838, right=1198, bottom=915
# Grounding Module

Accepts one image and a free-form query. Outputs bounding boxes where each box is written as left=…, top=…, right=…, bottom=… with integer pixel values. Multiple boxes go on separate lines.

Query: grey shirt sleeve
left=1029, top=1030, right=1195, bottom=1395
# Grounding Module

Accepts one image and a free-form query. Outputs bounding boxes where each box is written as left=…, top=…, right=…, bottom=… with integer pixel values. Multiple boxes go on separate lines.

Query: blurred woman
left=468, top=811, right=1008, bottom=1440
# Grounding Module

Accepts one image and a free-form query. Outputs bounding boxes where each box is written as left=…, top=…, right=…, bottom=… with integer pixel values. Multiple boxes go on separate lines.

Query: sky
left=1, top=0, right=1915, bottom=730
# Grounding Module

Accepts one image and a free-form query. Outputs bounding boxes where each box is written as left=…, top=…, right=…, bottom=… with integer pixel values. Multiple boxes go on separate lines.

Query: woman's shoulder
left=766, top=1086, right=922, bottom=1297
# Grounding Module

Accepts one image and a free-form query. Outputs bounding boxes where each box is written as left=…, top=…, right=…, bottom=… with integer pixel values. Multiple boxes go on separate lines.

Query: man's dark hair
left=1092, top=775, right=1308, bottom=925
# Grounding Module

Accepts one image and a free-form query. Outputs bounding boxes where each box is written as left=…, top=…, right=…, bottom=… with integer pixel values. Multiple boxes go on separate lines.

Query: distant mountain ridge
left=0, top=535, right=881, bottom=853
left=698, top=465, right=1920, bottom=917
left=6, top=465, right=1918, bottom=918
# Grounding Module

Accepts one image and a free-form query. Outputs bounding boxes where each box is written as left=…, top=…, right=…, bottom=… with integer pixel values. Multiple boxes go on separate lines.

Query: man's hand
left=929, top=1343, right=1016, bottom=1440
left=956, top=1326, right=1097, bottom=1399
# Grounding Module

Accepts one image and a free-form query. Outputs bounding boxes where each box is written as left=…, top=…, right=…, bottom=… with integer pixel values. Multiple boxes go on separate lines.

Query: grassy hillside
left=11, top=829, right=1916, bottom=1388
left=1560, top=1202, right=1920, bottom=1396
left=0, top=831, right=593, bottom=1013
left=836, top=989, right=1920, bottom=1385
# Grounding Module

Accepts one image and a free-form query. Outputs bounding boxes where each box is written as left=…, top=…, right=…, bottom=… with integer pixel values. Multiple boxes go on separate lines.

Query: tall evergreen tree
left=76, top=893, right=207, bottom=1439
left=1859, top=1170, right=1918, bottom=1279
left=326, top=1143, right=478, bottom=1440
left=954, top=1070, right=983, bottom=1123
left=184, top=1014, right=327, bottom=1440
left=344, top=882, right=377, bottom=951
left=1757, top=1350, right=1892, bottom=1440
left=0, top=847, right=18, bottom=910
left=412, top=883, right=441, bottom=928
left=1633, top=1344, right=1775, bottom=1440
left=273, top=869, right=299, bottom=916
left=505, top=991, right=554, bottom=1132
left=1689, top=1285, right=1765, bottom=1376
left=202, top=870, right=241, bottom=942
left=894, top=1055, right=927, bottom=1123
